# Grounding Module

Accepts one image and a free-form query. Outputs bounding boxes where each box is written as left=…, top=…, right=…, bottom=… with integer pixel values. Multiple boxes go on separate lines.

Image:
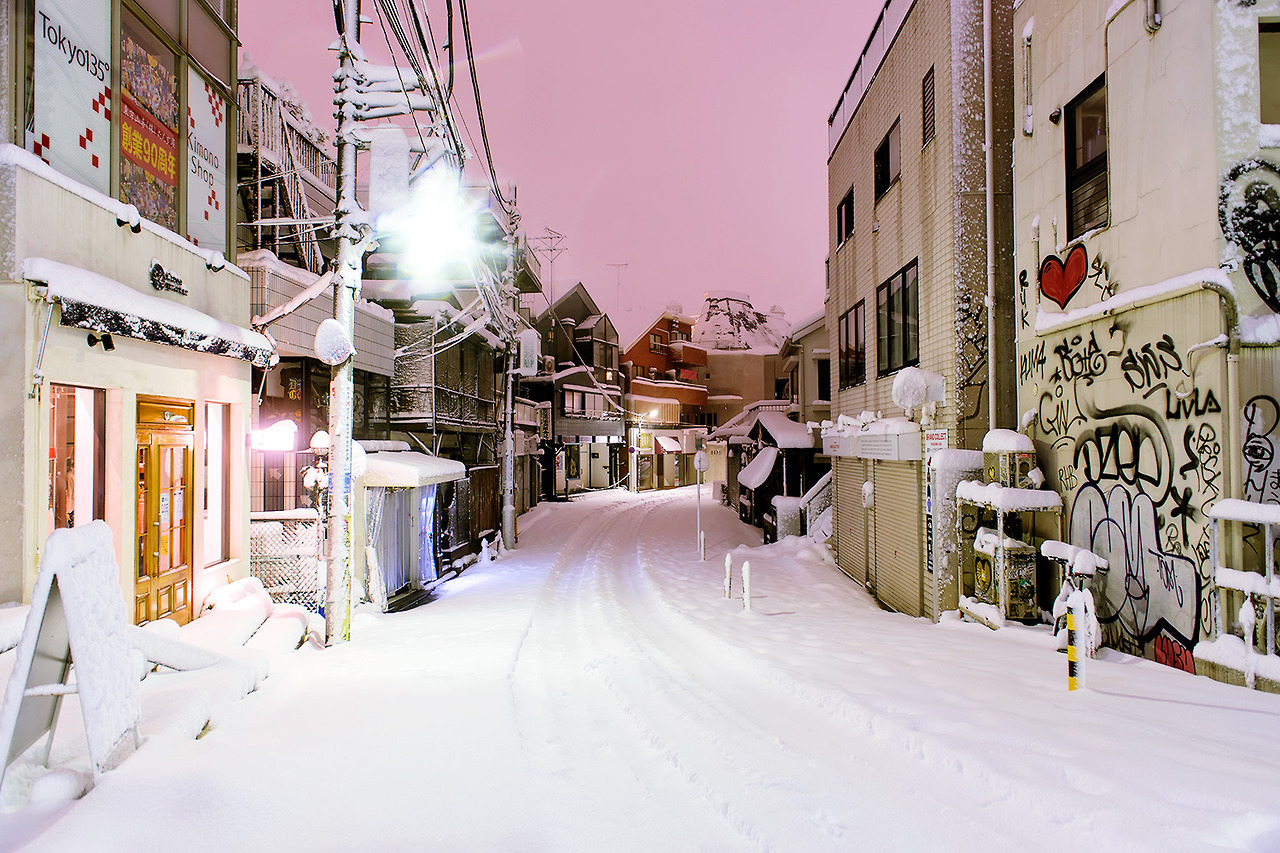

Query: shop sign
left=30, top=0, right=112, bottom=193
left=823, top=433, right=854, bottom=457
left=185, top=67, right=227, bottom=252
left=149, top=259, right=186, bottom=295
left=924, top=429, right=949, bottom=462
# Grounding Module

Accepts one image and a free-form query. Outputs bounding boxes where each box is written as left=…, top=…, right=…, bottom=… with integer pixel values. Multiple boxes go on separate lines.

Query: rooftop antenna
left=530, top=228, right=568, bottom=304
left=606, top=262, right=629, bottom=314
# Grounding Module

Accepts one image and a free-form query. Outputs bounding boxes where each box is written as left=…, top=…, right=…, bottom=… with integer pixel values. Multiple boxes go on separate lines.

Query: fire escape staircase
left=238, top=78, right=330, bottom=275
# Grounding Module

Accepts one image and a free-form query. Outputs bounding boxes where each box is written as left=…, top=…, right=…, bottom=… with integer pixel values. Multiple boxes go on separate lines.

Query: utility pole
left=325, top=0, right=372, bottom=646
left=606, top=262, right=628, bottom=314
left=530, top=228, right=567, bottom=304
left=501, top=216, right=519, bottom=550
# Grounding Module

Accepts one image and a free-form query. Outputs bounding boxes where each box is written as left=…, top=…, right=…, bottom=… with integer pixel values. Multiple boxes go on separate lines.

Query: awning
left=738, top=445, right=779, bottom=490
left=361, top=451, right=467, bottom=488
left=25, top=257, right=275, bottom=368
left=655, top=435, right=682, bottom=453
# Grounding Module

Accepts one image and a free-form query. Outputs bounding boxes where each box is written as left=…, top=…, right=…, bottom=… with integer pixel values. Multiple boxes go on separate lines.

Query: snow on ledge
left=982, top=429, right=1034, bottom=453
left=0, top=144, right=247, bottom=280
left=956, top=480, right=1062, bottom=511
left=1207, top=498, right=1280, bottom=527
left=1034, top=267, right=1232, bottom=336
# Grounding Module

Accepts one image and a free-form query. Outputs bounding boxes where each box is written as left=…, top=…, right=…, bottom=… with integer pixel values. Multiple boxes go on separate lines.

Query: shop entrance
left=135, top=398, right=195, bottom=625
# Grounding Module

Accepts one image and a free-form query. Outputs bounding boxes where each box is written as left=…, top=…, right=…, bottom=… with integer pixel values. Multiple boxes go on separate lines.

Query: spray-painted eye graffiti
left=1219, top=158, right=1280, bottom=314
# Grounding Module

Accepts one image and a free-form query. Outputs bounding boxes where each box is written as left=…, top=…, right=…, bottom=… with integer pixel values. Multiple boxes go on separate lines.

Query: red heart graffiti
left=1039, top=244, right=1089, bottom=309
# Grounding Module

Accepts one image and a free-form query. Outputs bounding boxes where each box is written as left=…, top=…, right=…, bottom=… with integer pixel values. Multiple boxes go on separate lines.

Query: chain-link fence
left=249, top=509, right=324, bottom=611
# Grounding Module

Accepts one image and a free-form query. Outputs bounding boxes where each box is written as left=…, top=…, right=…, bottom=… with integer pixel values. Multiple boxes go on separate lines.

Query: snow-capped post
left=1066, top=589, right=1086, bottom=691
left=742, top=560, right=752, bottom=612
left=324, top=0, right=374, bottom=647
left=723, top=553, right=732, bottom=599
left=694, top=450, right=709, bottom=558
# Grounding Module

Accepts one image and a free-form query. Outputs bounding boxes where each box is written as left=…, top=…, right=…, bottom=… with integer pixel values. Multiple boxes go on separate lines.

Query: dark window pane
left=922, top=66, right=936, bottom=145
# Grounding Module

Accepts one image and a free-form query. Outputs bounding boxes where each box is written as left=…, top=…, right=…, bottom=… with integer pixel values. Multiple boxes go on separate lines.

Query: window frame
left=838, top=300, right=866, bottom=389
left=874, top=118, right=901, bottom=200
left=649, top=332, right=664, bottom=353
left=875, top=260, right=920, bottom=376
left=1065, top=74, right=1109, bottom=239
left=922, top=66, right=936, bottom=146
left=836, top=184, right=855, bottom=246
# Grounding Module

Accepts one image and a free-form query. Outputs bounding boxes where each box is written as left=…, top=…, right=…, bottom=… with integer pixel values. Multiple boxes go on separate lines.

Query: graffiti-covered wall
left=1021, top=275, right=1228, bottom=670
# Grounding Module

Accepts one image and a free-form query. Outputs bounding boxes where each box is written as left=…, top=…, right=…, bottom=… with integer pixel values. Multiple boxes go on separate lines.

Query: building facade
left=824, top=0, right=1015, bottom=618
left=1012, top=0, right=1280, bottom=676
left=0, top=0, right=258, bottom=623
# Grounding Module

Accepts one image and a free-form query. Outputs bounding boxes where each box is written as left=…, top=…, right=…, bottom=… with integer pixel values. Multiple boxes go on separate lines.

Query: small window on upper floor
left=922, top=67, right=936, bottom=146
left=836, top=185, right=855, bottom=245
left=1066, top=75, right=1108, bottom=239
left=649, top=332, right=664, bottom=353
left=874, top=119, right=901, bottom=200
left=1261, top=23, right=1280, bottom=125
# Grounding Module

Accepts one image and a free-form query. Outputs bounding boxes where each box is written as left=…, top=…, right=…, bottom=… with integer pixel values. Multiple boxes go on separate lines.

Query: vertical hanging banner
left=186, top=68, right=227, bottom=252
left=120, top=22, right=178, bottom=230
left=29, top=0, right=112, bottom=193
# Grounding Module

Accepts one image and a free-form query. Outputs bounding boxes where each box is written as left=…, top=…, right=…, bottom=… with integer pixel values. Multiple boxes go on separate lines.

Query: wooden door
left=135, top=429, right=195, bottom=624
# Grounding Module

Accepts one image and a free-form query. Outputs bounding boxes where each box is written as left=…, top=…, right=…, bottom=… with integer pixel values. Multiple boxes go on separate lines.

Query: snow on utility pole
left=325, top=0, right=369, bottom=646
left=502, top=222, right=518, bottom=549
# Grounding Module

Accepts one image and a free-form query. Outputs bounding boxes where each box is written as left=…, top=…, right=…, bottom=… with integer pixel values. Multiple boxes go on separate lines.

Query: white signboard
left=30, top=0, right=112, bottom=193
left=185, top=67, right=227, bottom=252
left=856, top=432, right=922, bottom=461
left=924, top=429, right=949, bottom=462
left=823, top=433, right=853, bottom=457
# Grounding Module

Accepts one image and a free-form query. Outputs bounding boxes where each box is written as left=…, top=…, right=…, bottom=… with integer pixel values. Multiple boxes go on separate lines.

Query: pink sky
left=240, top=1, right=880, bottom=342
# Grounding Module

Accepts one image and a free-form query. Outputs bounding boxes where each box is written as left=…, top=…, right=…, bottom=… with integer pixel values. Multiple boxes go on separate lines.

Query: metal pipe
left=984, top=0, right=998, bottom=430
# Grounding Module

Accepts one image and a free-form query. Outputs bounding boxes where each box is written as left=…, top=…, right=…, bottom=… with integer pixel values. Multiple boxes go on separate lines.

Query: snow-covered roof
left=26, top=257, right=274, bottom=368
left=361, top=451, right=467, bottom=488
left=756, top=412, right=815, bottom=449
left=655, top=436, right=682, bottom=453
left=738, top=446, right=779, bottom=490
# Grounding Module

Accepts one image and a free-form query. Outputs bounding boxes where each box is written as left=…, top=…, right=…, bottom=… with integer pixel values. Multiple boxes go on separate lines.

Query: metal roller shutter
left=872, top=460, right=924, bottom=617
left=833, top=458, right=867, bottom=584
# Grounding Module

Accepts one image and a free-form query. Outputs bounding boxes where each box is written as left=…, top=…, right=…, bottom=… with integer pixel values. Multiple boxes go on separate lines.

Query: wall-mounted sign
left=29, top=0, right=112, bottom=194
left=185, top=67, right=227, bottom=253
left=149, top=260, right=186, bottom=295
left=823, top=433, right=854, bottom=457
left=856, top=431, right=922, bottom=461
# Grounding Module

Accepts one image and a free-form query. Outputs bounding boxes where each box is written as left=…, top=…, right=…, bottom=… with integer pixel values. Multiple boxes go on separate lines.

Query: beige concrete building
left=0, top=0, right=258, bottom=622
left=1013, top=0, right=1280, bottom=680
left=824, top=0, right=1015, bottom=618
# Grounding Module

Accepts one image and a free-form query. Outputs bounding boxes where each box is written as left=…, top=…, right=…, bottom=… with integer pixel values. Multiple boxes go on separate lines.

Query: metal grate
left=250, top=509, right=324, bottom=611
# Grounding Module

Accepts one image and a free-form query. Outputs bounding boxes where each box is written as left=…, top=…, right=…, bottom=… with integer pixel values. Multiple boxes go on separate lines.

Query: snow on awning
left=25, top=257, right=274, bottom=368
left=756, top=411, right=815, bottom=449
left=361, top=451, right=467, bottom=488
left=738, top=445, right=779, bottom=490
left=655, top=435, right=682, bottom=453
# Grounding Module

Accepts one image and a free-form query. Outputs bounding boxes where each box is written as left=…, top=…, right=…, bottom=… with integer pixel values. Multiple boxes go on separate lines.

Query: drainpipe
left=984, top=0, right=998, bottom=430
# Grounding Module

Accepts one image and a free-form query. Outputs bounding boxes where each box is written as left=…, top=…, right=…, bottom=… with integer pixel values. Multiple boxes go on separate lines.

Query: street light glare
left=381, top=167, right=480, bottom=281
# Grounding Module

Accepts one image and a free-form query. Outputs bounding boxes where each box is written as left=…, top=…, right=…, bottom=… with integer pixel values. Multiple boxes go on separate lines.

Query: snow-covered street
left=6, top=487, right=1280, bottom=852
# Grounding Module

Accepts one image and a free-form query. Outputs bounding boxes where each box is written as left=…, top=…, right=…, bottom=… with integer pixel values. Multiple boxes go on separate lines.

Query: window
left=203, top=402, right=230, bottom=566
left=562, top=389, right=586, bottom=416
left=816, top=359, right=831, bottom=402
left=1262, top=23, right=1280, bottom=124
left=649, top=332, right=664, bottom=353
left=49, top=385, right=106, bottom=531
left=874, top=119, right=901, bottom=199
left=838, top=301, right=865, bottom=389
left=1066, top=75, right=1108, bottom=239
left=922, top=67, right=936, bottom=146
left=836, top=185, right=855, bottom=245
left=876, top=261, right=919, bottom=375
